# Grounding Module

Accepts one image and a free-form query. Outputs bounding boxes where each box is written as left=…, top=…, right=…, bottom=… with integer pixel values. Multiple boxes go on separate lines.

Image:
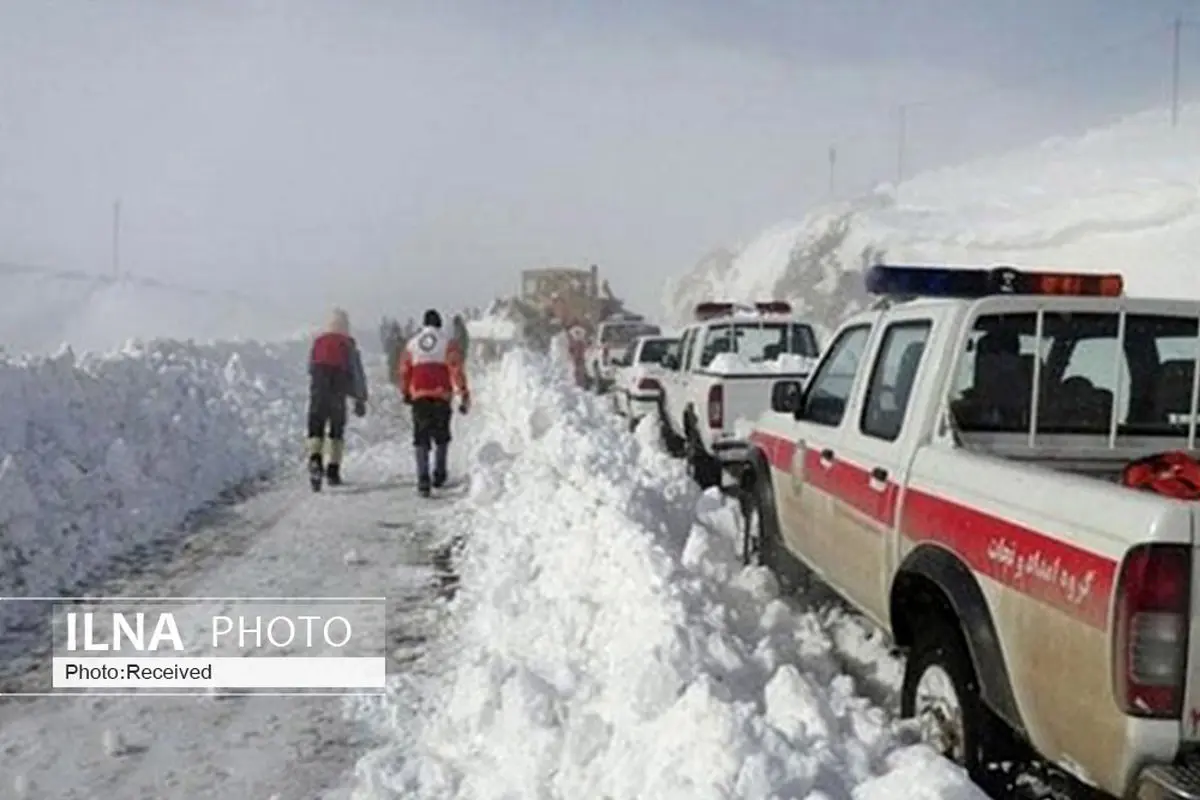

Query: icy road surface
left=0, top=431, right=453, bottom=799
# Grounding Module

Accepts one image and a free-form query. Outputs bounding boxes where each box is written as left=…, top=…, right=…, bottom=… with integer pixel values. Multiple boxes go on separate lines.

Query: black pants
left=308, top=391, right=347, bottom=441
left=411, top=398, right=452, bottom=448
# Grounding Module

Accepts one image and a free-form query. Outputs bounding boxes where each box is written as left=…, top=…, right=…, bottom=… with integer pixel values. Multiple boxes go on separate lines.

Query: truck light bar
left=864, top=264, right=1123, bottom=298
left=693, top=301, right=792, bottom=321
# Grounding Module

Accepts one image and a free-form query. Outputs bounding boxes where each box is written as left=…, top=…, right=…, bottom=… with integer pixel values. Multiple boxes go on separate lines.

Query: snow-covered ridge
left=665, top=103, right=1200, bottom=330
left=352, top=349, right=983, bottom=799
left=0, top=268, right=313, bottom=357
left=0, top=336, right=308, bottom=624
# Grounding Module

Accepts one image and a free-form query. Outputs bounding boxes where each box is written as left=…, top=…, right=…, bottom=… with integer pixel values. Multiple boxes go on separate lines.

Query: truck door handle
left=870, top=466, right=889, bottom=482
left=819, top=448, right=834, bottom=462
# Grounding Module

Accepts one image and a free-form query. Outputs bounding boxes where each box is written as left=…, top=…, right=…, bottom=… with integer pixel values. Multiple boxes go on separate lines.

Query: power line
left=822, top=18, right=1190, bottom=197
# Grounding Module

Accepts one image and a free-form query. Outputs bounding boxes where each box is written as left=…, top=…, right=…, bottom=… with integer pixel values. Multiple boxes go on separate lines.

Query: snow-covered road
left=0, top=406, right=453, bottom=800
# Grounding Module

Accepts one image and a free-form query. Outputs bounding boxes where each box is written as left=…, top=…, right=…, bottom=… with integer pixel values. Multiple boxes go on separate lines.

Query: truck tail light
left=707, top=384, right=723, bottom=429
left=1112, top=543, right=1191, bottom=718
left=637, top=377, right=661, bottom=394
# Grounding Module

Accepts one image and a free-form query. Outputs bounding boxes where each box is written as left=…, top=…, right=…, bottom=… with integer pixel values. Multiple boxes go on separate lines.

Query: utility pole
left=896, top=104, right=909, bottom=190
left=112, top=199, right=121, bottom=280
left=1172, top=14, right=1182, bottom=128
left=828, top=145, right=837, bottom=197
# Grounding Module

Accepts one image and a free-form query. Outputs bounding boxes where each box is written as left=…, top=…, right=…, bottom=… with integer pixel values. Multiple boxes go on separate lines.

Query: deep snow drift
left=664, top=103, right=1200, bottom=328
left=350, top=350, right=984, bottom=799
left=0, top=336, right=311, bottom=628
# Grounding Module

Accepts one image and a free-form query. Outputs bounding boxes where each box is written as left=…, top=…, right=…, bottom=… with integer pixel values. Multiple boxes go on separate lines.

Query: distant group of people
left=306, top=307, right=471, bottom=496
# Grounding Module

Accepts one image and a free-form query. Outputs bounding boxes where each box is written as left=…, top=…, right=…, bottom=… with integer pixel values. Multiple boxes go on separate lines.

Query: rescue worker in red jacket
left=307, top=308, right=368, bottom=487
left=399, top=309, right=470, bottom=496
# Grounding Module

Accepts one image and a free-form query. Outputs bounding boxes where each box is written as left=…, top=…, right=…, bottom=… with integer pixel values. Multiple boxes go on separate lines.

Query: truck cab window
left=861, top=321, right=931, bottom=441
left=639, top=338, right=676, bottom=363
left=700, top=324, right=733, bottom=367
left=790, top=324, right=819, bottom=357
left=950, top=311, right=1200, bottom=435
left=798, top=325, right=871, bottom=427
left=698, top=322, right=819, bottom=366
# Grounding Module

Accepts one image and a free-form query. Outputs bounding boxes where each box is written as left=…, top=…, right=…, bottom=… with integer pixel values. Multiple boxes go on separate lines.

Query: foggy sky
left=0, top=0, right=1192, bottom=333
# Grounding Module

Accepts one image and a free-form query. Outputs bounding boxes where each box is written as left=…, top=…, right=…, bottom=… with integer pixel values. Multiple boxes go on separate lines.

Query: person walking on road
left=399, top=308, right=470, bottom=496
left=306, top=307, right=368, bottom=490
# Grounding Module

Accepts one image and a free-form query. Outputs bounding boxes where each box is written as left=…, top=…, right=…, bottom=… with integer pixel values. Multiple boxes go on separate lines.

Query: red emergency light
left=1025, top=271, right=1123, bottom=297
left=693, top=301, right=793, bottom=321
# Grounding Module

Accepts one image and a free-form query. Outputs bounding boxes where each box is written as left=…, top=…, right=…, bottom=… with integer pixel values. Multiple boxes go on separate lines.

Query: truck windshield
left=601, top=323, right=660, bottom=347
left=698, top=322, right=818, bottom=367
left=638, top=338, right=677, bottom=363
left=950, top=311, right=1200, bottom=436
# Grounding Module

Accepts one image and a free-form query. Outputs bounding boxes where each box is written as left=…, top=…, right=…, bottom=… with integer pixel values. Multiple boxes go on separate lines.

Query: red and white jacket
left=399, top=326, right=469, bottom=402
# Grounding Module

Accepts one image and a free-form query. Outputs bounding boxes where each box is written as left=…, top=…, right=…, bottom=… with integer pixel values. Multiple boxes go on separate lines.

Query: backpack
left=1121, top=451, right=1200, bottom=500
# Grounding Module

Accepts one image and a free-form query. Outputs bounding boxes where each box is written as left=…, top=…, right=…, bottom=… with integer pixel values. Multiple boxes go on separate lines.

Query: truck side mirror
left=661, top=353, right=678, bottom=370
left=770, top=379, right=803, bottom=414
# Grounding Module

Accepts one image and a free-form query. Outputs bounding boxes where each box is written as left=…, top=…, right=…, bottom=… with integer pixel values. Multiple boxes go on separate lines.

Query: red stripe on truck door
left=749, top=430, right=1116, bottom=629
left=802, top=449, right=899, bottom=528
left=749, top=430, right=896, bottom=524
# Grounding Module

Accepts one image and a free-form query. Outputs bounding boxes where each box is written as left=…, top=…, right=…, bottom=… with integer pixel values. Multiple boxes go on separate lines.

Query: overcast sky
left=0, top=0, right=1193, bottom=332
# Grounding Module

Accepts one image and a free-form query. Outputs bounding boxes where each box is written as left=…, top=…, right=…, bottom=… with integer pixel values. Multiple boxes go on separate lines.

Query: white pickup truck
left=658, top=301, right=820, bottom=488
left=609, top=333, right=680, bottom=427
left=584, top=316, right=661, bottom=393
left=742, top=263, right=1200, bottom=799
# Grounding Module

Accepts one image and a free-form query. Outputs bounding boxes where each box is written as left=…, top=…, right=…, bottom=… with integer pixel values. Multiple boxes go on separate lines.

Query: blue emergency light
left=864, top=264, right=1123, bottom=298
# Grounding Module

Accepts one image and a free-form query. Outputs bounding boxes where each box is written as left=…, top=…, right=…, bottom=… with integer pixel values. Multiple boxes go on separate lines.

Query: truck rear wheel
left=685, top=427, right=722, bottom=489
left=658, top=405, right=685, bottom=457
left=900, top=616, right=1009, bottom=791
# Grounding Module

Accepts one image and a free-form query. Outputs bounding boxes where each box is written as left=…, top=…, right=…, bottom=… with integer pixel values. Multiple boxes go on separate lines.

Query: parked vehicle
left=584, top=315, right=661, bottom=392
left=742, top=263, right=1200, bottom=799
left=610, top=334, right=680, bottom=426
left=658, top=301, right=820, bottom=487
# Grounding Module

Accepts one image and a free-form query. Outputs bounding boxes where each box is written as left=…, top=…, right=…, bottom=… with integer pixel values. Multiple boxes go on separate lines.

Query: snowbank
left=0, top=337, right=309, bottom=624
left=351, top=350, right=984, bottom=799
left=665, top=103, right=1200, bottom=329
left=708, top=352, right=816, bottom=375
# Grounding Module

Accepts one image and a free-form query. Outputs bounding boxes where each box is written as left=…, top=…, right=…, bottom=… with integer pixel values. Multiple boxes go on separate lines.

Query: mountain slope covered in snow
left=664, top=104, right=1200, bottom=330
left=0, top=266, right=311, bottom=356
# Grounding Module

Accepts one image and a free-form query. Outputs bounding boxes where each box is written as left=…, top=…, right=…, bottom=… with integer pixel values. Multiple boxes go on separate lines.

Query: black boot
left=432, top=470, right=447, bottom=489
left=308, top=454, right=323, bottom=491
left=325, top=463, right=342, bottom=486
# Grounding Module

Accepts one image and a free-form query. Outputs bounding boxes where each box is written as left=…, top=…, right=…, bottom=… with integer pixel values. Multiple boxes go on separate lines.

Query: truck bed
left=959, top=431, right=1200, bottom=483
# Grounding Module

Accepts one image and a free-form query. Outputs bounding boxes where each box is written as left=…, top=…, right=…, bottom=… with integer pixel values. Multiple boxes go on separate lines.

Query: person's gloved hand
left=402, top=392, right=413, bottom=405
left=458, top=396, right=470, bottom=415
left=353, top=399, right=366, bottom=417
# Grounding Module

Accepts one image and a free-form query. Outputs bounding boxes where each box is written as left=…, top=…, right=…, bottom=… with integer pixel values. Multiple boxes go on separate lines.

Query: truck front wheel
left=900, top=617, right=1009, bottom=791
left=746, top=466, right=807, bottom=593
